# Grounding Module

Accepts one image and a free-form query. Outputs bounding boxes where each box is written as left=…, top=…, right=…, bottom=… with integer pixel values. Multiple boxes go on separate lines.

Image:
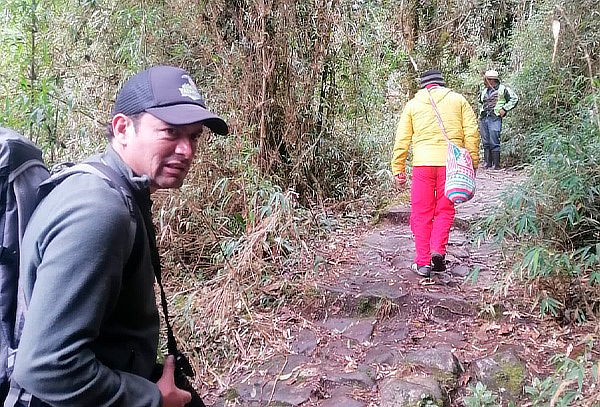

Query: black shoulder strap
left=84, top=162, right=191, bottom=374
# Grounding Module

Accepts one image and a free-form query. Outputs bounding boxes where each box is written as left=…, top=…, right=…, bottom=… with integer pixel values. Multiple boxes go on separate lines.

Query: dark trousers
left=480, top=115, right=502, bottom=152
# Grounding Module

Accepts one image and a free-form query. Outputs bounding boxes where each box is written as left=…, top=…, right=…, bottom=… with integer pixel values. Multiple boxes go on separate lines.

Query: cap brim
left=146, top=104, right=229, bottom=135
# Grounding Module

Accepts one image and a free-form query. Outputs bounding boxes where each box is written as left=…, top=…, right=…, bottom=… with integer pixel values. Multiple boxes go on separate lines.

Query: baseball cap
left=484, top=70, right=499, bottom=79
left=112, top=66, right=228, bottom=135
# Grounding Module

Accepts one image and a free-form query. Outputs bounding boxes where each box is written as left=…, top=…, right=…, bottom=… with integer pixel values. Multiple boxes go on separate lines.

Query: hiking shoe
left=412, top=263, right=431, bottom=277
left=431, top=252, right=446, bottom=272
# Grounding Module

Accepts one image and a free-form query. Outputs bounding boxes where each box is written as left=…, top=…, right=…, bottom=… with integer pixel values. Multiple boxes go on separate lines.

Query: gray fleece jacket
left=12, top=146, right=161, bottom=406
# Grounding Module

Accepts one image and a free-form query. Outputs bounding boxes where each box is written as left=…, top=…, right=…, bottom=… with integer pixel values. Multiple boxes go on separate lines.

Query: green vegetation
left=463, top=382, right=500, bottom=407
left=524, top=341, right=599, bottom=406
left=356, top=296, right=378, bottom=317
left=473, top=0, right=599, bottom=324
left=416, top=394, right=443, bottom=407
left=467, top=1, right=600, bottom=404
left=223, top=387, right=239, bottom=402
left=467, top=340, right=598, bottom=406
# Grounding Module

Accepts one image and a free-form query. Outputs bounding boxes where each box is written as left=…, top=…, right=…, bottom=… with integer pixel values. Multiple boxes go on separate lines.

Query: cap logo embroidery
left=179, top=75, right=202, bottom=101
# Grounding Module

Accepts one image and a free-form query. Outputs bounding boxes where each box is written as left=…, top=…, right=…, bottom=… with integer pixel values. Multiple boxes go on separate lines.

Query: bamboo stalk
left=29, top=0, right=37, bottom=141
left=555, top=5, right=600, bottom=130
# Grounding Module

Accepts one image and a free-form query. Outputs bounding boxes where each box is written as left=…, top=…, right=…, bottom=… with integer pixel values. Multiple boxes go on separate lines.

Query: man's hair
left=105, top=113, right=145, bottom=140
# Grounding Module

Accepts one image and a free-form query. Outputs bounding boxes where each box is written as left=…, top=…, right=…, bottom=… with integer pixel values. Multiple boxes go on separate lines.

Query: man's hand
left=498, top=108, right=506, bottom=118
left=157, top=355, right=192, bottom=407
left=395, top=173, right=407, bottom=187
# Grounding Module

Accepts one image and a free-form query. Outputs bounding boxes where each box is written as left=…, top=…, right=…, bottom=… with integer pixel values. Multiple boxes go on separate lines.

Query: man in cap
left=8, top=66, right=228, bottom=407
left=391, top=69, right=479, bottom=277
left=479, top=70, right=518, bottom=170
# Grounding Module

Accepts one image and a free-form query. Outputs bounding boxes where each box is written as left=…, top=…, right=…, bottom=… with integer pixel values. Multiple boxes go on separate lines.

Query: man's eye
left=162, top=128, right=176, bottom=137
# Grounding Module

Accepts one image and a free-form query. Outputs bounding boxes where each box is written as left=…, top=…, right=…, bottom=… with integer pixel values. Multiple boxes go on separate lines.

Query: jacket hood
left=414, top=87, right=452, bottom=105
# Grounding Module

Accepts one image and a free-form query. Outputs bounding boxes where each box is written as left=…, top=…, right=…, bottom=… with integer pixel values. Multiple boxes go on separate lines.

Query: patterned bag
left=444, top=142, right=476, bottom=203
left=428, top=91, right=476, bottom=204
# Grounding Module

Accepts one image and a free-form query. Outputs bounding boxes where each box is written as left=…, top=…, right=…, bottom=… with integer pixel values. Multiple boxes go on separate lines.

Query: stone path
left=215, top=169, right=527, bottom=406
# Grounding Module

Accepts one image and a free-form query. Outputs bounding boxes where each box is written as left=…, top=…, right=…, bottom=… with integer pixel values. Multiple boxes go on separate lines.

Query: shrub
left=474, top=115, right=600, bottom=321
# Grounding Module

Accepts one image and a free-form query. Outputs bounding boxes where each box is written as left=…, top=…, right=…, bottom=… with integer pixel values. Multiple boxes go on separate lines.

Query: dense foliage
left=469, top=2, right=599, bottom=403
left=475, top=0, right=599, bottom=323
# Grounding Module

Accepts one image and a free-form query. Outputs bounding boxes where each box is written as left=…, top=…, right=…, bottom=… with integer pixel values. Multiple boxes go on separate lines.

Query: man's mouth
left=164, top=162, right=189, bottom=175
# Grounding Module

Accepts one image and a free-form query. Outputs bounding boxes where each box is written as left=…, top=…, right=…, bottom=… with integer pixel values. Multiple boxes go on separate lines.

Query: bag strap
left=84, top=162, right=192, bottom=375
left=427, top=89, right=451, bottom=144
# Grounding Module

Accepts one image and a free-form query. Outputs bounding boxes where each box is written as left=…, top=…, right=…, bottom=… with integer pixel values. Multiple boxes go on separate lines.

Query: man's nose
left=175, top=136, right=195, bottom=159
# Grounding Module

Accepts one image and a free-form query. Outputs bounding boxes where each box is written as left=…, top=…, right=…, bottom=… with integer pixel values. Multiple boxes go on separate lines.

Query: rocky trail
left=214, top=169, right=566, bottom=407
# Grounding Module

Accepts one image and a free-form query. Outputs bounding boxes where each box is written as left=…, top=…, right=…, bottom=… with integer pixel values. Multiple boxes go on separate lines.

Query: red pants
left=410, top=166, right=455, bottom=266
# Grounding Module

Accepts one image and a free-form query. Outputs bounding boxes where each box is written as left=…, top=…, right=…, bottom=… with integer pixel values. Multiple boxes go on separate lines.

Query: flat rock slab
left=403, top=347, right=462, bottom=376
left=420, top=331, right=467, bottom=349
left=234, top=380, right=313, bottom=406
left=407, top=292, right=474, bottom=318
left=324, top=371, right=375, bottom=389
left=322, top=318, right=376, bottom=343
left=449, top=264, right=471, bottom=277
left=321, top=280, right=407, bottom=317
left=359, top=229, right=413, bottom=256
left=359, top=281, right=406, bottom=300
left=391, top=257, right=413, bottom=270
left=318, top=338, right=358, bottom=361
left=291, top=329, right=319, bottom=355
left=259, top=354, right=312, bottom=376
left=364, top=344, right=401, bottom=365
left=320, top=395, right=366, bottom=407
left=379, top=206, right=411, bottom=225
left=372, top=322, right=409, bottom=345
left=380, top=375, right=444, bottom=407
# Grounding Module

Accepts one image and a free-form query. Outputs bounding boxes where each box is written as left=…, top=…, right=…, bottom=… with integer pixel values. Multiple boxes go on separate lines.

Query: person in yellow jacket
left=391, top=69, right=479, bottom=277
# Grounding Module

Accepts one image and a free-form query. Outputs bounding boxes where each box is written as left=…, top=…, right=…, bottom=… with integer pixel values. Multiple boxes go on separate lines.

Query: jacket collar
left=99, top=144, right=151, bottom=192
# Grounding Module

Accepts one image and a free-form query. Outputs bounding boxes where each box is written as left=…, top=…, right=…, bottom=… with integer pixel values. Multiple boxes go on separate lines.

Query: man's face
left=113, top=113, right=204, bottom=191
left=484, top=77, right=496, bottom=88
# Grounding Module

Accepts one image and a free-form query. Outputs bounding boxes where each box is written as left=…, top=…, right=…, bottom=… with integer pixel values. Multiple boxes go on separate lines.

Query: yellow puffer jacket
left=391, top=87, right=480, bottom=175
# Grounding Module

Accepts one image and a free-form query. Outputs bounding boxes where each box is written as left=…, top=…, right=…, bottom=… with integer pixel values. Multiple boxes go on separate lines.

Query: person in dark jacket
left=479, top=70, right=518, bottom=170
left=8, top=66, right=228, bottom=407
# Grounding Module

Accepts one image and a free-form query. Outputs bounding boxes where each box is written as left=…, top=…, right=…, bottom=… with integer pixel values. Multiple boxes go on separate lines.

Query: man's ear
left=112, top=114, right=132, bottom=147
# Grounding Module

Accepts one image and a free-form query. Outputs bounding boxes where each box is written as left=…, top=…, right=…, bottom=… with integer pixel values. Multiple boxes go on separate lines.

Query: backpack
left=0, top=128, right=137, bottom=404
left=0, top=128, right=50, bottom=402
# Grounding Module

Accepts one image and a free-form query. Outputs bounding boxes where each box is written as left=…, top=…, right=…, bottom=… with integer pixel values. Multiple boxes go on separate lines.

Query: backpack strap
left=38, top=163, right=136, bottom=217
left=4, top=382, right=44, bottom=407
left=83, top=163, right=193, bottom=377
